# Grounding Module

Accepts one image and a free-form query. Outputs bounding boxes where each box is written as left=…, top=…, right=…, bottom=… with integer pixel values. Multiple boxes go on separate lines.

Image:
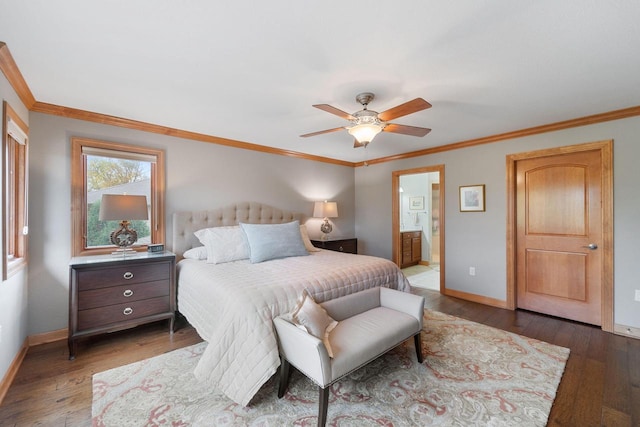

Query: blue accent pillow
left=240, top=221, right=309, bottom=263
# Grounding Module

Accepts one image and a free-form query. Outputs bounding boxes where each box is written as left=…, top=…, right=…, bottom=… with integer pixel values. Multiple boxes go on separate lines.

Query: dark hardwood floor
left=0, top=288, right=638, bottom=426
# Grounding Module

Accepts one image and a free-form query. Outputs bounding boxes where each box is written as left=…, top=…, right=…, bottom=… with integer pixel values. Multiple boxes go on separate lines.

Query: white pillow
left=292, top=291, right=337, bottom=358
left=183, top=246, right=207, bottom=260
left=194, top=226, right=250, bottom=264
left=300, top=224, right=321, bottom=252
left=240, top=221, right=309, bottom=263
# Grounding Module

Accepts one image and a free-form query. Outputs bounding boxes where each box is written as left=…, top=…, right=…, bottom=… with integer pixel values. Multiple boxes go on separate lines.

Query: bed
left=173, top=202, right=411, bottom=406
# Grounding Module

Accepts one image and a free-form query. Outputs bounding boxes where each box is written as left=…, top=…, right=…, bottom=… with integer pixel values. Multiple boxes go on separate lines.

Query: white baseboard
left=614, top=323, right=640, bottom=340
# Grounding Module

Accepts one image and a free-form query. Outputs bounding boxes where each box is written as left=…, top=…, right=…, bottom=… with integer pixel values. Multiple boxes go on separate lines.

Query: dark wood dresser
left=68, top=251, right=176, bottom=359
left=310, top=238, right=357, bottom=254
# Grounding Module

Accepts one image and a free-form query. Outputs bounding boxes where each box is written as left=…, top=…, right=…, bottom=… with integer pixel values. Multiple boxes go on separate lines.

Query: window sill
left=4, top=256, right=27, bottom=280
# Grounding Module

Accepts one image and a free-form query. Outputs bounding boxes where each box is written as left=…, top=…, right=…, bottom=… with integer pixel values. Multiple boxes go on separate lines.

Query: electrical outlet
left=635, top=290, right=640, bottom=302
left=469, top=267, right=476, bottom=276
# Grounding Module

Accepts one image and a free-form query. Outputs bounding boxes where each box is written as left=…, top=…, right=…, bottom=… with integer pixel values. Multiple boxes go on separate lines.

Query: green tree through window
left=87, top=158, right=146, bottom=191
left=86, top=156, right=151, bottom=248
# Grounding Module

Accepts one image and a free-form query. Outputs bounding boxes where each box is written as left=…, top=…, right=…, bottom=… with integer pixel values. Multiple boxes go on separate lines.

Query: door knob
left=582, top=243, right=598, bottom=250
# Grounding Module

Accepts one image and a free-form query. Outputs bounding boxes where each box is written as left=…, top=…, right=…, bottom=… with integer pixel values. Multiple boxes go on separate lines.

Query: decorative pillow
left=194, top=226, right=250, bottom=264
left=300, top=224, right=321, bottom=252
left=240, top=221, right=309, bottom=263
left=292, top=291, right=337, bottom=357
left=183, top=246, right=208, bottom=260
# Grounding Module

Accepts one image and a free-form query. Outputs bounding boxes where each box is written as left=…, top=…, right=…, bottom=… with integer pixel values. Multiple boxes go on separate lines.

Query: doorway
left=506, top=140, right=613, bottom=331
left=392, top=165, right=445, bottom=292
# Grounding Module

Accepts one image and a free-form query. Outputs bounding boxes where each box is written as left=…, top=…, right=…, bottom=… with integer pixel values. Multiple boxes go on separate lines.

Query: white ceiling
left=2, top=1, right=639, bottom=163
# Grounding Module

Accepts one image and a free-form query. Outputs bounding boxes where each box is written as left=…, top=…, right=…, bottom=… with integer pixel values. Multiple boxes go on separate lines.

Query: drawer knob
left=123, top=272, right=134, bottom=280
left=123, top=307, right=133, bottom=315
left=339, top=246, right=344, bottom=251
left=123, top=289, right=134, bottom=297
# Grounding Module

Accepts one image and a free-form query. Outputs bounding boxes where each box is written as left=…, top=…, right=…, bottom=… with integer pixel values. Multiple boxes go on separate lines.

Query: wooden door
left=516, top=149, right=602, bottom=325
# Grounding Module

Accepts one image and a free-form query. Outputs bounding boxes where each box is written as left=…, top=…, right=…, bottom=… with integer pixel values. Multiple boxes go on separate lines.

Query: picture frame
left=409, top=196, right=424, bottom=210
left=459, top=184, right=485, bottom=212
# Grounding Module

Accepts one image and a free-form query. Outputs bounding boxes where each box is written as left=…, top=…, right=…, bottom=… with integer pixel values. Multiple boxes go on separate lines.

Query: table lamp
left=99, top=194, right=149, bottom=254
left=313, top=201, right=338, bottom=241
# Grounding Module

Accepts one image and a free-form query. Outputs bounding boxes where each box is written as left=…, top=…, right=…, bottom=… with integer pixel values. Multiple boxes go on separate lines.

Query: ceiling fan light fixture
left=303, top=92, right=431, bottom=148
left=348, top=122, right=383, bottom=144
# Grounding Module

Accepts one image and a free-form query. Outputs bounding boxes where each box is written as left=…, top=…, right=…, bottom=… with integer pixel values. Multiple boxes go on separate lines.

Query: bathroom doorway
left=392, top=165, right=445, bottom=292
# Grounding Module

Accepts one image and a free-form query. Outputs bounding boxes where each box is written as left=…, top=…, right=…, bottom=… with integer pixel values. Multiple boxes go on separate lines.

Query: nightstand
left=68, top=251, right=176, bottom=359
left=310, top=238, right=357, bottom=254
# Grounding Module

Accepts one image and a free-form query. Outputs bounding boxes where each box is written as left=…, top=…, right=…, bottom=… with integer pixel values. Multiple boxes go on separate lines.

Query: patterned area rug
left=92, top=310, right=569, bottom=426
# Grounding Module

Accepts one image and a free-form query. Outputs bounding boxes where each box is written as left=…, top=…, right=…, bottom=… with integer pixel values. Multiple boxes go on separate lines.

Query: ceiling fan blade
left=300, top=127, right=345, bottom=138
left=313, top=104, right=355, bottom=120
left=383, top=123, right=432, bottom=137
left=378, top=98, right=432, bottom=121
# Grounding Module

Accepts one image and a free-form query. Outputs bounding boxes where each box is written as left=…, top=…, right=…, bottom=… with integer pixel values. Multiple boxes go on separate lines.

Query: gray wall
left=0, top=72, right=29, bottom=384
left=355, top=116, right=640, bottom=329
left=26, top=112, right=356, bottom=335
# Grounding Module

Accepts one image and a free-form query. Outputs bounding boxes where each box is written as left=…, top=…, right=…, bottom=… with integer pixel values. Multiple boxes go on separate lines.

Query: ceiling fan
left=301, top=92, right=432, bottom=148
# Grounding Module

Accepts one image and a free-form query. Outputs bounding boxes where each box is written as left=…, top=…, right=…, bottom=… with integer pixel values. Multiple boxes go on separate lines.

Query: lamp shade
left=99, top=194, right=149, bottom=221
left=347, top=123, right=383, bottom=144
left=313, top=201, right=338, bottom=218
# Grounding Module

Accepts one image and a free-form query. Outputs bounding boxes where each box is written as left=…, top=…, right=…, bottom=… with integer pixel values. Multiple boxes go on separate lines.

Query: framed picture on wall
left=459, top=185, right=485, bottom=212
left=409, top=196, right=424, bottom=210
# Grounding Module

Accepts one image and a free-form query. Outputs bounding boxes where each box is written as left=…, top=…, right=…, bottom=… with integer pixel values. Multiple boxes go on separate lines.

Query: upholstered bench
left=273, top=287, right=425, bottom=426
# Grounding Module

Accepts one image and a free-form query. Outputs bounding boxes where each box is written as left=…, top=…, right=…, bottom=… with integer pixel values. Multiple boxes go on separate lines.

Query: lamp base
left=109, top=221, right=138, bottom=248
left=110, top=247, right=137, bottom=257
left=108, top=221, right=139, bottom=257
left=320, top=218, right=333, bottom=241
left=110, top=221, right=138, bottom=248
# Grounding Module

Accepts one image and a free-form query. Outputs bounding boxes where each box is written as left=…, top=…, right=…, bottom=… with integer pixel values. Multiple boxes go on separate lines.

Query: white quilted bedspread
left=177, top=249, right=410, bottom=406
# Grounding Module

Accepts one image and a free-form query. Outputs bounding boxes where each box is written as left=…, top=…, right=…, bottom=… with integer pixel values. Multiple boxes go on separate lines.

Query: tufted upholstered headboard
left=172, top=202, right=304, bottom=258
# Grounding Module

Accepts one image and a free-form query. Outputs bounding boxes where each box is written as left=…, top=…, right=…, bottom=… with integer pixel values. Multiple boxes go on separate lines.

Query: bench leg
left=318, top=386, right=329, bottom=427
left=414, top=333, right=423, bottom=363
left=278, top=358, right=291, bottom=398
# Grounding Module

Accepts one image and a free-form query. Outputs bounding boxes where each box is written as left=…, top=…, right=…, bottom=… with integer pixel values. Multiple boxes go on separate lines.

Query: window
left=71, top=137, right=165, bottom=256
left=2, top=101, right=28, bottom=280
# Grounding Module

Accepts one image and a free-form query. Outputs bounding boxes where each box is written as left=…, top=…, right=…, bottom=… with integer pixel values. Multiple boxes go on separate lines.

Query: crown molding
left=354, top=105, right=640, bottom=167
left=30, top=101, right=354, bottom=167
left=0, top=42, right=36, bottom=109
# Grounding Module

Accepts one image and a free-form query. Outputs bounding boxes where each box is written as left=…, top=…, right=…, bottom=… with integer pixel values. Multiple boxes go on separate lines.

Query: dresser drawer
left=402, top=231, right=421, bottom=239
left=311, top=238, right=357, bottom=254
left=78, top=279, right=170, bottom=310
left=76, top=261, right=172, bottom=291
left=330, top=240, right=357, bottom=253
left=78, top=296, right=171, bottom=330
